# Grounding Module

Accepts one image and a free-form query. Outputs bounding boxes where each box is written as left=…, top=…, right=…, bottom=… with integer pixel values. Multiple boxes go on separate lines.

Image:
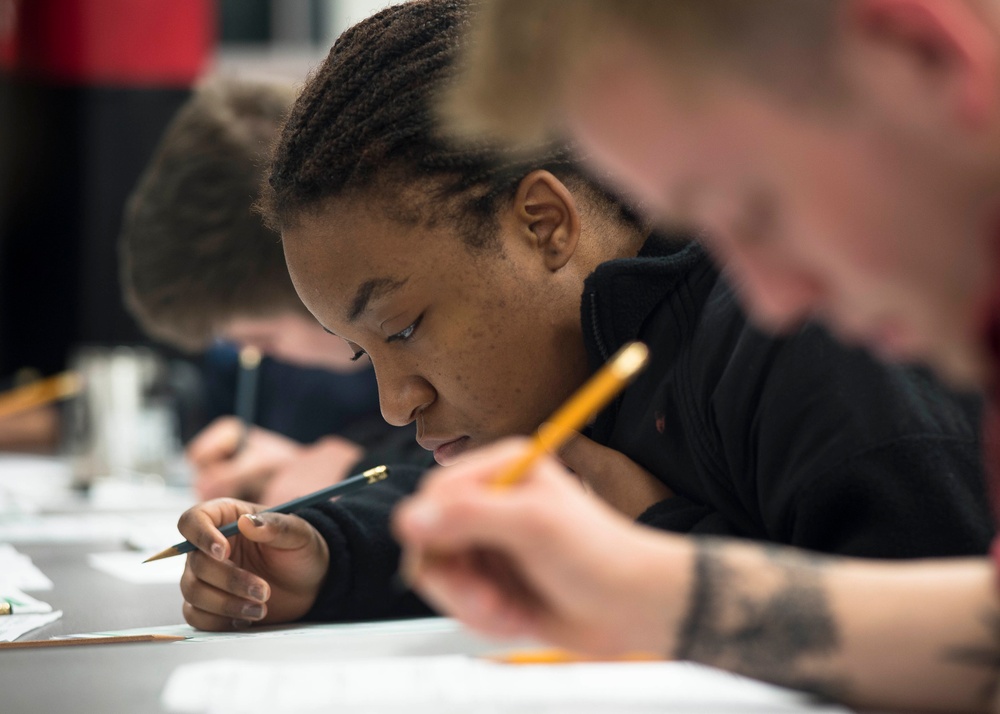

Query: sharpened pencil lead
left=143, top=547, right=180, bottom=563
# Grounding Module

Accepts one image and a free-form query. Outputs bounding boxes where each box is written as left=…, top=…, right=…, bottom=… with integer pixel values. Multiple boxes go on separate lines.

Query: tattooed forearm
left=674, top=538, right=847, bottom=701
left=944, top=610, right=1000, bottom=707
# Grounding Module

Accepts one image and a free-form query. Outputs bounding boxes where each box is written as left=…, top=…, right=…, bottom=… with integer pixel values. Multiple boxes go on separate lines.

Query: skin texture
left=187, top=311, right=370, bottom=506
left=175, top=172, right=670, bottom=631
left=178, top=499, right=329, bottom=631
left=394, top=439, right=1000, bottom=713
left=186, top=417, right=362, bottom=505
left=281, top=172, right=600, bottom=467
left=389, top=0, right=1000, bottom=711
left=0, top=405, right=59, bottom=454
left=560, top=0, right=1000, bottom=388
left=396, top=440, right=692, bottom=655
left=220, top=312, right=366, bottom=373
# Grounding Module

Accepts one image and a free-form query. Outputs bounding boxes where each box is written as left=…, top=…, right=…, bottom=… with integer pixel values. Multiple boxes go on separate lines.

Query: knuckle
left=221, top=598, right=250, bottom=619
left=185, top=551, right=209, bottom=578
left=226, top=569, right=259, bottom=598
left=176, top=508, right=197, bottom=532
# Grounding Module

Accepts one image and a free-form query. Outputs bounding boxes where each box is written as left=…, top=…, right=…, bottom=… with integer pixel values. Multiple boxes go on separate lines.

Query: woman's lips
left=430, top=436, right=470, bottom=466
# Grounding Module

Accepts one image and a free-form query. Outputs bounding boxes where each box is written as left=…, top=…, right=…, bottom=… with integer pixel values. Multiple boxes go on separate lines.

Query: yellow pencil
left=491, top=341, right=649, bottom=489
left=403, top=342, right=649, bottom=586
left=488, top=647, right=661, bottom=665
left=0, top=371, right=83, bottom=421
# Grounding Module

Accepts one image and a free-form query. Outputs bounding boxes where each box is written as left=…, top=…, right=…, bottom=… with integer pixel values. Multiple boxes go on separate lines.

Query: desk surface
left=14, top=541, right=185, bottom=636
left=3, top=534, right=498, bottom=714
left=0, top=617, right=496, bottom=714
left=0, top=457, right=857, bottom=714
left=0, top=459, right=501, bottom=714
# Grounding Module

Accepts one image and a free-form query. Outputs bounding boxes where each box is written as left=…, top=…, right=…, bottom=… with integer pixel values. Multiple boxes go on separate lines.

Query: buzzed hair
left=120, top=76, right=305, bottom=352
left=440, top=0, right=839, bottom=145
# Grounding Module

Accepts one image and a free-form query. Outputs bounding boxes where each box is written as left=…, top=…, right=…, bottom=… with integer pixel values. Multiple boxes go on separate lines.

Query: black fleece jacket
left=585, top=237, right=992, bottom=557
left=296, top=236, right=992, bottom=622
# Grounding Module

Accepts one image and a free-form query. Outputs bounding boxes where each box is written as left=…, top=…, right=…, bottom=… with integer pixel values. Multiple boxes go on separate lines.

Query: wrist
left=616, top=529, right=695, bottom=657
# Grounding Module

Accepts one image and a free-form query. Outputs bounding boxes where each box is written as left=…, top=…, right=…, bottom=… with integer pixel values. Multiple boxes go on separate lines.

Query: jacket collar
left=581, top=233, right=714, bottom=365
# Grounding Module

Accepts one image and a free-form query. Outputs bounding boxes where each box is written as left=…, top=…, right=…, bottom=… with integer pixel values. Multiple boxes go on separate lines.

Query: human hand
left=393, top=438, right=693, bottom=656
left=258, top=436, right=364, bottom=506
left=558, top=433, right=674, bottom=519
left=0, top=405, right=59, bottom=453
left=177, top=498, right=330, bottom=631
left=186, top=417, right=303, bottom=502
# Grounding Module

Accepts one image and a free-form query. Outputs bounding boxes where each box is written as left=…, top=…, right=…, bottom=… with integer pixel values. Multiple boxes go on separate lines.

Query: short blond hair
left=440, top=0, right=838, bottom=145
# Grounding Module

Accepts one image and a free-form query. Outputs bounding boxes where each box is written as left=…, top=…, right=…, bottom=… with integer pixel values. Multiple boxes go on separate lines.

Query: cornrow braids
left=264, top=0, right=631, bottom=250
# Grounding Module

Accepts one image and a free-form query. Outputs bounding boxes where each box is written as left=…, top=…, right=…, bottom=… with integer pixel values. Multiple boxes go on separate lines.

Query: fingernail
left=248, top=584, right=267, bottom=602
left=232, top=619, right=253, bottom=630
left=210, top=543, right=226, bottom=560
left=405, top=502, right=440, bottom=532
left=245, top=513, right=265, bottom=527
left=241, top=603, right=264, bottom=619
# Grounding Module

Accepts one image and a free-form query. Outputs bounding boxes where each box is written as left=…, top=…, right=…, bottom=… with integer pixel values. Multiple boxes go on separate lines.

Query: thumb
left=237, top=512, right=316, bottom=551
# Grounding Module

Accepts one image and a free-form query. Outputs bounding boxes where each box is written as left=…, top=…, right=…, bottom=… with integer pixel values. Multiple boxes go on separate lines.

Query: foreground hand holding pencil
left=391, top=341, right=689, bottom=655
left=393, top=438, right=695, bottom=655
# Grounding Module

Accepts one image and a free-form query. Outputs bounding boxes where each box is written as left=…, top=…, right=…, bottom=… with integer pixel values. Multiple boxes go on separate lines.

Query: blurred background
left=0, top=0, right=388, bottom=461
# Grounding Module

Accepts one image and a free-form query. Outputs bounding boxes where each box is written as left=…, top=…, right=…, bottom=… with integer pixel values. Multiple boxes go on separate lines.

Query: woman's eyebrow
left=347, top=276, right=409, bottom=322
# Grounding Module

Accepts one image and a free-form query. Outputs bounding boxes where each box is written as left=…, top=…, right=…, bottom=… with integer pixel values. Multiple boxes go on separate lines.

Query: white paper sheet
left=0, top=584, right=52, bottom=614
left=74, top=617, right=463, bottom=643
left=161, top=656, right=853, bottom=714
left=0, top=455, right=74, bottom=512
left=87, top=550, right=186, bottom=584
left=0, top=544, right=54, bottom=590
left=0, top=610, right=62, bottom=642
left=0, top=510, right=185, bottom=546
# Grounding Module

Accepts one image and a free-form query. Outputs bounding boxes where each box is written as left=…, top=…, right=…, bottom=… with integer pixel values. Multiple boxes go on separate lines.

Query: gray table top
left=1, top=540, right=491, bottom=714
left=0, top=615, right=494, bottom=714
left=13, top=541, right=186, bottom=637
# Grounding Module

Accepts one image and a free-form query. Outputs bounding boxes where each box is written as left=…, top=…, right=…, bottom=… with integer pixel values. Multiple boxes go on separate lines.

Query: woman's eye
left=386, top=314, right=423, bottom=344
left=350, top=349, right=368, bottom=362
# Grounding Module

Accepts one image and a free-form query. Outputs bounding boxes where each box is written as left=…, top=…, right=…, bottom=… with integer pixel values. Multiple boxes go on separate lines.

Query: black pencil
left=232, top=346, right=262, bottom=453
left=143, top=465, right=390, bottom=562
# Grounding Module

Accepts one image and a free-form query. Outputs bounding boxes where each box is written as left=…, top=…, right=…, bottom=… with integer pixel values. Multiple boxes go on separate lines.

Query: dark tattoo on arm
left=944, top=610, right=1000, bottom=707
left=674, top=538, right=847, bottom=702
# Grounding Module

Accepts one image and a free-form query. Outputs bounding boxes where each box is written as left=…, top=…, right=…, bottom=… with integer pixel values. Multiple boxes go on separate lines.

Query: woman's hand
left=186, top=417, right=303, bottom=502
left=177, top=498, right=330, bottom=631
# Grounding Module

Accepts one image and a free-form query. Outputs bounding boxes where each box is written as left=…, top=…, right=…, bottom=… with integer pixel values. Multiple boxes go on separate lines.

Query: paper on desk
left=0, top=511, right=184, bottom=546
left=162, top=656, right=853, bottom=714
left=0, top=455, right=74, bottom=514
left=87, top=550, right=185, bottom=584
left=0, top=610, right=62, bottom=642
left=74, top=617, right=462, bottom=643
left=0, top=544, right=54, bottom=590
left=0, top=584, right=52, bottom=614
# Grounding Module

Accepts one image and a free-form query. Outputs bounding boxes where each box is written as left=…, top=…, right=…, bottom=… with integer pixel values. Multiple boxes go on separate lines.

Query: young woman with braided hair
left=173, top=0, right=989, bottom=639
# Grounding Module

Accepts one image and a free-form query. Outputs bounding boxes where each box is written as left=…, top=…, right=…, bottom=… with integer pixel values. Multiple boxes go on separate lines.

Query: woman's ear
left=512, top=170, right=582, bottom=271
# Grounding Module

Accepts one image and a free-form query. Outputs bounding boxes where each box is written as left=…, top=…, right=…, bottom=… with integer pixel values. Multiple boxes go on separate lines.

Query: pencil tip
left=143, top=547, right=178, bottom=563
